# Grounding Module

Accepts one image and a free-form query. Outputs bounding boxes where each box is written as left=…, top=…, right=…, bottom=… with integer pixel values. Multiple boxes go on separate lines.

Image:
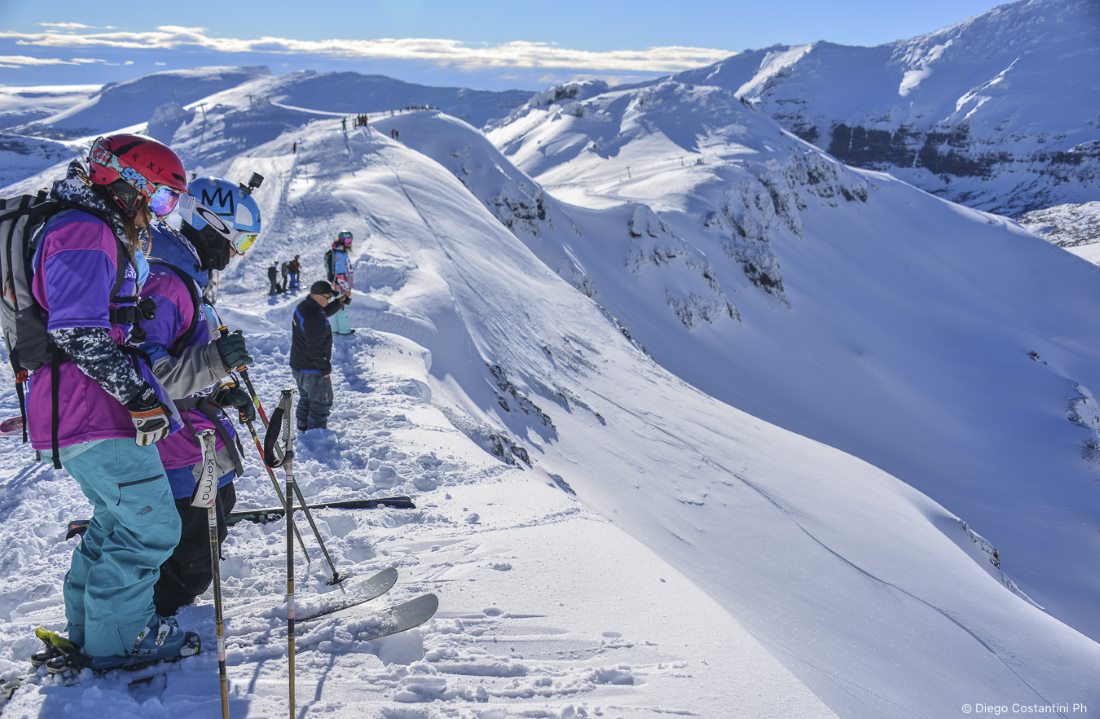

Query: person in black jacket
left=267, top=261, right=279, bottom=295
left=290, top=280, right=349, bottom=431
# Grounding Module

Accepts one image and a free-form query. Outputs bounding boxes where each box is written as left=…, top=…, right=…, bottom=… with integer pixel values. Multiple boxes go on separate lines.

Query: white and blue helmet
left=176, top=176, right=262, bottom=270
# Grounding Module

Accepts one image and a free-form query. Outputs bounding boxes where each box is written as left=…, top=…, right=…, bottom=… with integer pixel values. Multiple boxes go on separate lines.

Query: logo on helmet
left=193, top=205, right=233, bottom=237
left=201, top=186, right=237, bottom=215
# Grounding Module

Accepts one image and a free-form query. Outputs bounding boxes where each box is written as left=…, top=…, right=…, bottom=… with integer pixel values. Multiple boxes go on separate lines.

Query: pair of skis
left=1, top=565, right=438, bottom=708
left=63, top=495, right=417, bottom=540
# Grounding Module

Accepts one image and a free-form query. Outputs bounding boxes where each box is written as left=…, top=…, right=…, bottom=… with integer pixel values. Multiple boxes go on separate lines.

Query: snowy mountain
left=1, top=67, right=533, bottom=188
left=1, top=46, right=1099, bottom=719
left=671, top=0, right=1100, bottom=224
left=0, top=84, right=98, bottom=131
left=17, top=67, right=271, bottom=140
left=0, top=134, right=79, bottom=190
left=487, top=76, right=1100, bottom=648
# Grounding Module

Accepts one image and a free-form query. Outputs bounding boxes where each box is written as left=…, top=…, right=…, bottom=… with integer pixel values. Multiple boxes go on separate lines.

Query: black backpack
left=0, top=193, right=138, bottom=466
left=324, top=249, right=335, bottom=282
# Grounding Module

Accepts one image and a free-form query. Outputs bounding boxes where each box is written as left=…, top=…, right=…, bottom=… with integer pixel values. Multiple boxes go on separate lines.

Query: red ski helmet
left=87, top=134, right=187, bottom=219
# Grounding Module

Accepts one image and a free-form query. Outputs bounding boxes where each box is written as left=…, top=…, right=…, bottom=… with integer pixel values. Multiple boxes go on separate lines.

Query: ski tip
left=375, top=566, right=399, bottom=582
left=412, top=593, right=440, bottom=615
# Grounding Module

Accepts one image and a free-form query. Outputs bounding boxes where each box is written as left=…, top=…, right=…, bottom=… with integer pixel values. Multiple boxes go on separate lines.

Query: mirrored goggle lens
left=149, top=186, right=180, bottom=217
left=232, top=232, right=258, bottom=254
left=338, top=232, right=353, bottom=240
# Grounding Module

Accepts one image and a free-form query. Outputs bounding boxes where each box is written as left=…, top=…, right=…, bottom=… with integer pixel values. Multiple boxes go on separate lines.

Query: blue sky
left=0, top=0, right=1010, bottom=90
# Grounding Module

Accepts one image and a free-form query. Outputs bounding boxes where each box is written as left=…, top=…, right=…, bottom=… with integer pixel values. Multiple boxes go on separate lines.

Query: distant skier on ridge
left=324, top=230, right=355, bottom=335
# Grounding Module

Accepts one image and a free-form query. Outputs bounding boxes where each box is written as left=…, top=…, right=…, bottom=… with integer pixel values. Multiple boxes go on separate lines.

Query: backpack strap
left=147, top=260, right=201, bottom=354
left=49, top=350, right=61, bottom=469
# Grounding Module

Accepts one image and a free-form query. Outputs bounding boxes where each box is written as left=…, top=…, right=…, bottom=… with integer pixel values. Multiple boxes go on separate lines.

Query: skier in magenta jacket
left=28, top=134, right=198, bottom=670
left=139, top=175, right=262, bottom=616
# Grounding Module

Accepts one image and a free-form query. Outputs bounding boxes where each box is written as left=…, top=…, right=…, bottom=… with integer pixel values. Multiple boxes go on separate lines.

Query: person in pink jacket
left=29, top=134, right=199, bottom=670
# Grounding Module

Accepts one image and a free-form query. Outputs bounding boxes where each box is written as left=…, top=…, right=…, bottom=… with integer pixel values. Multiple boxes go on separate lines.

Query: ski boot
left=45, top=616, right=200, bottom=674
left=30, top=627, right=81, bottom=668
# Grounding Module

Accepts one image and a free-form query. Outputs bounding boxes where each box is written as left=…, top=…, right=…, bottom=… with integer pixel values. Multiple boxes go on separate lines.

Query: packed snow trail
left=0, top=327, right=833, bottom=717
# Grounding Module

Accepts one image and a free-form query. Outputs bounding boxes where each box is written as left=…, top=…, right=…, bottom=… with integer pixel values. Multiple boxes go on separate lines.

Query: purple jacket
left=28, top=210, right=171, bottom=449
left=140, top=267, right=234, bottom=474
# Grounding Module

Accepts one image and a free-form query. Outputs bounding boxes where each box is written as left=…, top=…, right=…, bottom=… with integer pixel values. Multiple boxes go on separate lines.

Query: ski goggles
left=232, top=231, right=258, bottom=254
left=89, top=142, right=182, bottom=217
left=148, top=185, right=182, bottom=217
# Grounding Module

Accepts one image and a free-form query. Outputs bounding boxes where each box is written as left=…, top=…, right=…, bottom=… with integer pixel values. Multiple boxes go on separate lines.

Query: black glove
left=342, top=294, right=352, bottom=305
left=216, top=329, right=252, bottom=370
left=215, top=386, right=255, bottom=423
left=126, top=385, right=172, bottom=446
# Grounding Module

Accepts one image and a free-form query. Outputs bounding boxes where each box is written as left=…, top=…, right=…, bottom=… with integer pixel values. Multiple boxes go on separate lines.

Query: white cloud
left=38, top=22, right=94, bottom=30
left=0, top=26, right=732, bottom=73
left=0, top=54, right=106, bottom=67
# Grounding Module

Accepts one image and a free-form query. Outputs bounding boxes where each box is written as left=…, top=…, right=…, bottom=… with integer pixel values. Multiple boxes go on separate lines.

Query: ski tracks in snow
left=0, top=326, right=773, bottom=717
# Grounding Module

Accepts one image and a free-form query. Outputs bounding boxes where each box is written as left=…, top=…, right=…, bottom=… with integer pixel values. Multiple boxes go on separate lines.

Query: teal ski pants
left=61, top=439, right=181, bottom=657
left=331, top=304, right=352, bottom=334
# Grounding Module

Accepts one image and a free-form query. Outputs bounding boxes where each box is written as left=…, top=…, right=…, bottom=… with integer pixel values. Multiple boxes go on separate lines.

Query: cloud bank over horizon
left=0, top=24, right=736, bottom=90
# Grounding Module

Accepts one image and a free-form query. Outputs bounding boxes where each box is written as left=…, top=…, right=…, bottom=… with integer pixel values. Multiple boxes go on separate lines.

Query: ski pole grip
left=192, top=430, right=219, bottom=509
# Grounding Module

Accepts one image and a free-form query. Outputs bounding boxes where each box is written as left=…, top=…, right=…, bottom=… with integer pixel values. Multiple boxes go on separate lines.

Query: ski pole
left=276, top=390, right=298, bottom=719
left=237, top=366, right=270, bottom=427
left=196, top=430, right=231, bottom=719
left=238, top=397, right=347, bottom=585
left=215, top=324, right=270, bottom=427
left=287, top=477, right=347, bottom=584
left=237, top=408, right=311, bottom=561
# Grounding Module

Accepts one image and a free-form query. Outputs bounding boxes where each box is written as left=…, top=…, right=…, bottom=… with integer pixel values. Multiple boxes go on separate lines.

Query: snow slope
left=485, top=79, right=1100, bottom=649
left=239, top=115, right=1100, bottom=717
left=0, top=78, right=1098, bottom=719
left=216, top=115, right=1098, bottom=719
left=19, top=67, right=271, bottom=140
left=672, top=0, right=1100, bottom=219
left=0, top=85, right=98, bottom=130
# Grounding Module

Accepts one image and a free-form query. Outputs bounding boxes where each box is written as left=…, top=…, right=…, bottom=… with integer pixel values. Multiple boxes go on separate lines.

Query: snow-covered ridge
left=18, top=66, right=271, bottom=140
left=233, top=114, right=1100, bottom=718
left=672, top=0, right=1100, bottom=222
left=487, top=73, right=1100, bottom=659
left=0, top=84, right=99, bottom=130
